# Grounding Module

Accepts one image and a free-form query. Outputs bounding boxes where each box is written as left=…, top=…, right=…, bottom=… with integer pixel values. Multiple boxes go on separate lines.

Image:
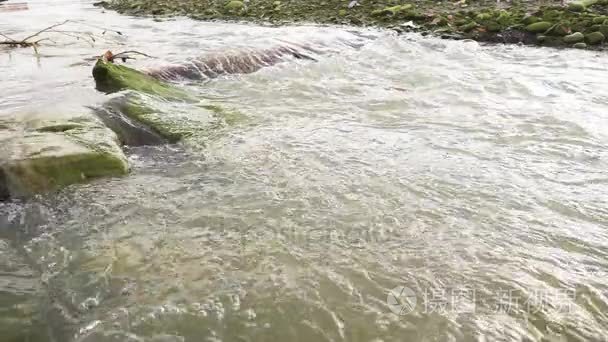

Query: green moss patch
left=92, top=59, right=190, bottom=99
left=104, top=94, right=246, bottom=146
left=0, top=112, right=129, bottom=199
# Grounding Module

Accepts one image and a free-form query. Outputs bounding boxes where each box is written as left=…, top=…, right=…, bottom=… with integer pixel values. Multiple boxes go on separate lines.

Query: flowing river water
left=2, top=0, right=608, bottom=341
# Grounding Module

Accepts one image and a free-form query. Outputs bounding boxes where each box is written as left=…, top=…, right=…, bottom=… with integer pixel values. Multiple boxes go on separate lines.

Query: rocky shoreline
left=0, top=58, right=242, bottom=200
left=95, top=0, right=608, bottom=50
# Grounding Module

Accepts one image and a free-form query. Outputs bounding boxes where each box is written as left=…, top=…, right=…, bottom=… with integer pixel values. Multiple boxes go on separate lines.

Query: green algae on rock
left=92, top=59, right=190, bottom=99
left=585, top=31, right=605, bottom=44
left=569, top=0, right=599, bottom=12
left=103, top=94, right=246, bottom=146
left=563, top=31, right=585, bottom=43
left=224, top=0, right=244, bottom=12
left=0, top=111, right=129, bottom=199
left=93, top=57, right=247, bottom=146
left=525, top=21, right=553, bottom=33
left=107, top=95, right=193, bottom=143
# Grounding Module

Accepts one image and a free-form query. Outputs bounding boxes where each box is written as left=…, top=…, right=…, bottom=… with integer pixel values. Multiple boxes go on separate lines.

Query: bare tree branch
left=0, top=20, right=125, bottom=55
left=0, top=32, right=16, bottom=42
left=21, top=19, right=70, bottom=42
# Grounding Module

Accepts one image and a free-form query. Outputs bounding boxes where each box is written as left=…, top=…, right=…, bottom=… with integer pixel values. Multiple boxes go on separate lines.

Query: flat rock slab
left=0, top=111, right=129, bottom=199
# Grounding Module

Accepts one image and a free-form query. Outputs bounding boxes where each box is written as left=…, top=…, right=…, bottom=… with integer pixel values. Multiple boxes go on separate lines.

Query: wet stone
left=563, top=32, right=585, bottom=44
left=525, top=21, right=553, bottom=33
left=585, top=31, right=605, bottom=45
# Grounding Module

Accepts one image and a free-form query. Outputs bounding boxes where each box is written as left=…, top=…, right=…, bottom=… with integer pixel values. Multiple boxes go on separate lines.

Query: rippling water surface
left=2, top=1, right=608, bottom=341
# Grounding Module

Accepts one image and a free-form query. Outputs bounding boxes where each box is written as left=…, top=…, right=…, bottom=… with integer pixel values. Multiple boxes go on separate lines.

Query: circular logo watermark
left=387, top=286, right=417, bottom=315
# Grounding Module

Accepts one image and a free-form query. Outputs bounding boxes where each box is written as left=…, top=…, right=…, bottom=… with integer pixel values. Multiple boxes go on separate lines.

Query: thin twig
left=0, top=32, right=16, bottom=42
left=71, top=21, right=123, bottom=36
left=111, top=50, right=156, bottom=59
left=1, top=20, right=126, bottom=57
left=49, top=31, right=96, bottom=46
left=32, top=38, right=56, bottom=45
left=21, top=19, right=70, bottom=42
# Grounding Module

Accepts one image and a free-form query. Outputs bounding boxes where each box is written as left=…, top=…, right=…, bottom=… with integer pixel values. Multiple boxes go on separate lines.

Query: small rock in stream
left=573, top=42, right=587, bottom=49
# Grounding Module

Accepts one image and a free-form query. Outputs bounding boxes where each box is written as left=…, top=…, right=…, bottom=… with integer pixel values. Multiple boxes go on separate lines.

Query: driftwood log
left=93, top=44, right=318, bottom=93
left=143, top=45, right=318, bottom=81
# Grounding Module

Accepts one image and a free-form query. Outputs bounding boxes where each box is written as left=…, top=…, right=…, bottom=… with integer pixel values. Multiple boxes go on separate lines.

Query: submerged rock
left=90, top=105, right=167, bottom=146
left=103, top=94, right=246, bottom=146
left=0, top=240, right=48, bottom=341
left=105, top=96, right=192, bottom=143
left=0, top=111, right=129, bottom=199
left=92, top=57, right=248, bottom=146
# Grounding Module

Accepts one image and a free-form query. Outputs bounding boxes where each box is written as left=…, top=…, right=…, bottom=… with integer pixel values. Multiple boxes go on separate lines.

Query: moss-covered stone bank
left=96, top=0, right=608, bottom=50
left=0, top=111, right=129, bottom=200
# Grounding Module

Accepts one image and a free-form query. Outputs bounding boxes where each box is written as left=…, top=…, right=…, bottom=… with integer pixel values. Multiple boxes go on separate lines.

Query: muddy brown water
left=1, top=0, right=608, bottom=341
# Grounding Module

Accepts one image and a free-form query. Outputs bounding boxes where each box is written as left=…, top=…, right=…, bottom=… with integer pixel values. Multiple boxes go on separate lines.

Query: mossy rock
left=402, top=9, right=425, bottom=20
left=585, top=31, right=605, bottom=44
left=525, top=21, right=553, bottom=33
left=224, top=0, right=244, bottom=12
left=486, top=22, right=502, bottom=32
left=592, top=16, right=608, bottom=24
left=475, top=12, right=492, bottom=21
left=522, top=15, right=541, bottom=25
left=104, top=94, right=245, bottom=145
left=598, top=25, right=608, bottom=36
left=0, top=112, right=129, bottom=199
left=568, top=2, right=586, bottom=12
left=542, top=9, right=562, bottom=22
left=496, top=10, right=512, bottom=26
left=563, top=31, right=585, bottom=43
left=568, top=0, right=600, bottom=11
left=573, top=42, right=587, bottom=48
left=459, top=21, right=478, bottom=32
left=92, top=60, right=190, bottom=100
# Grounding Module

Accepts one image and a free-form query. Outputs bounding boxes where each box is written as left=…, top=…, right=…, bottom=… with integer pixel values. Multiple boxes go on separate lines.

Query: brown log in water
left=144, top=45, right=316, bottom=81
